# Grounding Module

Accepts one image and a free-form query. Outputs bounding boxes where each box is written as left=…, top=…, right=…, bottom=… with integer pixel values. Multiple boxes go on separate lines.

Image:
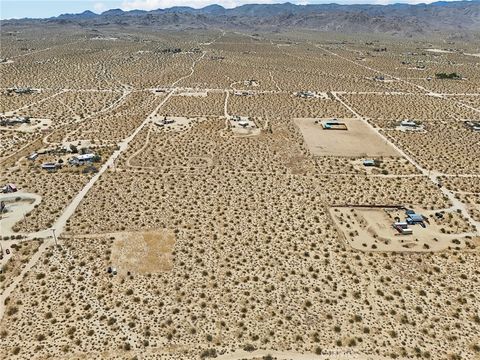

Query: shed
left=399, top=227, right=413, bottom=235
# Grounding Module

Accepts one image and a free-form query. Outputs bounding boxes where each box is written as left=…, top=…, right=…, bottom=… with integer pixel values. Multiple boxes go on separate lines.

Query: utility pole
left=51, top=228, right=57, bottom=246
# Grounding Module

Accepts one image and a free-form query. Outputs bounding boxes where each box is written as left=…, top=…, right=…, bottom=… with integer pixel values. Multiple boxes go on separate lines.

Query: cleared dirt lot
left=294, top=118, right=400, bottom=157
left=330, top=206, right=474, bottom=252
left=111, top=230, right=176, bottom=274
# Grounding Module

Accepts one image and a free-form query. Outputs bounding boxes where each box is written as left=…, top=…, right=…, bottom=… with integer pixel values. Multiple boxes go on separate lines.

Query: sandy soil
left=330, top=206, right=475, bottom=252
left=294, top=118, right=399, bottom=157
left=0, top=28, right=479, bottom=360
left=0, top=192, right=42, bottom=237
left=111, top=230, right=175, bottom=274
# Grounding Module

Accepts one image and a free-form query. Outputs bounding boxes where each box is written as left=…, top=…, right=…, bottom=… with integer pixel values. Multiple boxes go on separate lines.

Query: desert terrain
left=0, top=23, right=479, bottom=360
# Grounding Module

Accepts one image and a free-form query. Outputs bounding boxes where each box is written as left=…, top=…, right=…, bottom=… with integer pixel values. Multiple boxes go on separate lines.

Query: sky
left=0, top=0, right=459, bottom=20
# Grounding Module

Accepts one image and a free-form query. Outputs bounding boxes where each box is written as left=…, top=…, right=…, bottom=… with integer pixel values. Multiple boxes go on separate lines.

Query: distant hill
left=3, top=1, right=480, bottom=37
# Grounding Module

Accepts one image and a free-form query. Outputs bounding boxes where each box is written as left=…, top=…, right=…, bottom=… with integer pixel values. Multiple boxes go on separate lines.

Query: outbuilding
left=70, top=153, right=95, bottom=165
left=41, top=162, right=59, bottom=171
left=407, top=213, right=424, bottom=224
left=2, top=183, right=17, bottom=193
left=400, top=120, right=417, bottom=127
left=27, top=152, right=38, bottom=161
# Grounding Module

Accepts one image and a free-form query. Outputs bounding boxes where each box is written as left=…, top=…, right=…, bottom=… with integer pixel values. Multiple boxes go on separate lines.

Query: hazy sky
left=0, top=0, right=458, bottom=19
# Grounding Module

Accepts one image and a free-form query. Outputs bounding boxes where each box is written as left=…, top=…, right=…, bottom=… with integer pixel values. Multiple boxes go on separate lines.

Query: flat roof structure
left=408, top=213, right=424, bottom=222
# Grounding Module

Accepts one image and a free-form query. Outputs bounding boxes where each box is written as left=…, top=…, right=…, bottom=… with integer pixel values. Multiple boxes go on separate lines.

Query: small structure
left=69, top=153, right=95, bottom=165
left=0, top=116, right=30, bottom=126
left=6, top=87, right=34, bottom=95
left=2, top=183, right=17, bottom=193
left=41, top=162, right=60, bottom=171
left=393, top=222, right=413, bottom=235
left=321, top=120, right=348, bottom=130
left=397, top=120, right=424, bottom=132
left=407, top=213, right=424, bottom=223
left=155, top=116, right=175, bottom=127
left=465, top=121, right=480, bottom=132
left=27, top=152, right=38, bottom=161
left=405, top=211, right=426, bottom=227
left=243, top=79, right=258, bottom=87
left=296, top=91, right=316, bottom=99
left=234, top=91, right=253, bottom=96
left=160, top=48, right=181, bottom=54
left=400, top=120, right=418, bottom=128
left=363, top=159, right=376, bottom=167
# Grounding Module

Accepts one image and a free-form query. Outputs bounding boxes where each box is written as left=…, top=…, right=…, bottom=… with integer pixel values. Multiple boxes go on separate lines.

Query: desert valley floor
left=0, top=26, right=479, bottom=359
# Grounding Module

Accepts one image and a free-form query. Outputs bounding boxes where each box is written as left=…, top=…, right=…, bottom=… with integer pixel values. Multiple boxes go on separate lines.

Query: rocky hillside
left=3, top=1, right=480, bottom=37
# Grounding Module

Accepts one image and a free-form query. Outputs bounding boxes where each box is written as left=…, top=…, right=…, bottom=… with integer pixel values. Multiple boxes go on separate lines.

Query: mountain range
left=3, top=1, right=480, bottom=37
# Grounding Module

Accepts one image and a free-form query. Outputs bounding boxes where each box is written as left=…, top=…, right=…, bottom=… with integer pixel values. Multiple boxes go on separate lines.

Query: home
left=69, top=153, right=95, bottom=165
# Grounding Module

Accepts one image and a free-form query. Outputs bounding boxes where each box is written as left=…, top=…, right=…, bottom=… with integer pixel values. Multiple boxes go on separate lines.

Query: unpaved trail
left=224, top=90, right=230, bottom=118
left=316, top=44, right=480, bottom=115
left=364, top=119, right=480, bottom=232
left=4, top=89, right=67, bottom=115
left=0, top=91, right=176, bottom=320
left=331, top=91, right=362, bottom=119
left=215, top=348, right=392, bottom=360
left=0, top=45, right=209, bottom=320
left=319, top=46, right=480, bottom=234
left=56, top=88, right=132, bottom=145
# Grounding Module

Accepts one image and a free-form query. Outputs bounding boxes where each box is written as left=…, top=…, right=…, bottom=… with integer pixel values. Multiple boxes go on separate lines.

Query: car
left=5, top=249, right=10, bottom=255
left=107, top=267, right=112, bottom=273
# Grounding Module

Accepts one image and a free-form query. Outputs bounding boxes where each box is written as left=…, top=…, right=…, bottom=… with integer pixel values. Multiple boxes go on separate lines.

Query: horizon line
left=0, top=0, right=471, bottom=21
